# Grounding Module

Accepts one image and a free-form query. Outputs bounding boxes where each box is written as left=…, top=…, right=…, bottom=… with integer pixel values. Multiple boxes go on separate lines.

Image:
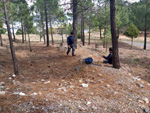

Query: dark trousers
left=67, top=44, right=75, bottom=56
left=103, top=60, right=112, bottom=64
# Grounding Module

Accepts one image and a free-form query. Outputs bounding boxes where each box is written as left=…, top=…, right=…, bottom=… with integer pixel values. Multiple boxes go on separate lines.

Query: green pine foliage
left=124, top=23, right=139, bottom=38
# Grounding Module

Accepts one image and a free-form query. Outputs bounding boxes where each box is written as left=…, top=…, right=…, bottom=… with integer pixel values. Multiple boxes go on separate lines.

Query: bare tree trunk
left=11, top=21, right=16, bottom=41
left=110, top=0, right=121, bottom=69
left=99, top=26, right=102, bottom=40
left=73, top=0, right=78, bottom=48
left=117, top=28, right=120, bottom=39
left=61, top=28, right=64, bottom=43
left=144, top=29, right=147, bottom=50
left=3, top=0, right=19, bottom=75
left=41, top=13, right=46, bottom=45
left=88, top=19, right=91, bottom=45
left=81, top=17, right=83, bottom=42
left=25, top=32, right=26, bottom=41
left=28, top=34, right=32, bottom=52
left=21, top=21, right=24, bottom=43
left=103, top=28, right=106, bottom=48
left=40, top=34, right=42, bottom=42
left=131, top=38, right=133, bottom=48
left=49, top=17, right=54, bottom=45
left=44, top=0, right=49, bottom=47
left=0, top=34, right=3, bottom=46
left=81, top=12, right=85, bottom=46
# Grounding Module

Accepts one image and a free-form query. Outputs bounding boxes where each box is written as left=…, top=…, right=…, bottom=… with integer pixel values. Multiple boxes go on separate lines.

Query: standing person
left=103, top=47, right=113, bottom=64
left=67, top=32, right=75, bottom=56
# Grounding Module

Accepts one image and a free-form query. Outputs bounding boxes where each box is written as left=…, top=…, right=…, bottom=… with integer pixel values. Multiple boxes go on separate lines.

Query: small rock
left=114, top=92, right=118, bottom=95
left=79, top=79, right=83, bottom=83
left=31, top=92, right=38, bottom=96
left=0, top=91, right=6, bottom=95
left=8, top=77, right=12, bottom=80
left=138, top=100, right=144, bottom=104
left=69, top=86, right=74, bottom=88
left=44, top=81, right=50, bottom=84
left=136, top=83, right=144, bottom=88
left=98, top=80, right=102, bottom=83
left=13, top=92, right=19, bottom=95
left=106, top=85, right=110, bottom=87
left=87, top=101, right=91, bottom=105
left=90, top=80, right=95, bottom=84
left=0, top=82, right=5, bottom=86
left=97, top=74, right=102, bottom=76
left=129, top=73, right=132, bottom=76
left=41, top=79, right=45, bottom=82
left=12, top=74, right=16, bottom=78
left=19, top=92, right=26, bottom=96
left=142, top=107, right=149, bottom=113
left=90, top=92, right=94, bottom=95
left=143, top=98, right=149, bottom=104
left=82, top=83, right=88, bottom=87
left=92, top=106, right=97, bottom=110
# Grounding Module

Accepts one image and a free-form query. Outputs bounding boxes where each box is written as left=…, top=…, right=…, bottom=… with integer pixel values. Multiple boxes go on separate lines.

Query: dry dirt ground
left=0, top=36, right=150, bottom=113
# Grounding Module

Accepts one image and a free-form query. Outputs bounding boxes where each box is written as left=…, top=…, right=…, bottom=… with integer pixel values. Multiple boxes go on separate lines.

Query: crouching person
left=103, top=47, right=113, bottom=64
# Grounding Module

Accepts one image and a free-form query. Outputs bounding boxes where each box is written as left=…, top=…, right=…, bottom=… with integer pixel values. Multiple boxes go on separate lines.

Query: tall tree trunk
left=3, top=0, right=19, bottom=75
left=11, top=21, right=16, bottom=41
left=81, top=12, right=85, bottom=46
left=28, top=34, right=32, bottom=52
left=44, top=0, right=49, bottom=47
left=131, top=38, right=133, bottom=48
left=81, top=17, right=83, bottom=42
left=99, top=26, right=102, bottom=40
left=41, top=13, right=46, bottom=45
left=0, top=34, right=3, bottom=46
left=61, top=28, right=64, bottom=43
left=117, top=28, right=120, bottom=39
left=49, top=17, right=54, bottom=45
left=103, top=28, right=106, bottom=48
left=73, top=0, right=78, bottom=48
left=88, top=18, right=91, bottom=45
left=144, top=29, right=147, bottom=50
left=110, top=0, right=121, bottom=69
left=25, top=32, right=26, bottom=41
left=21, top=21, right=24, bottom=43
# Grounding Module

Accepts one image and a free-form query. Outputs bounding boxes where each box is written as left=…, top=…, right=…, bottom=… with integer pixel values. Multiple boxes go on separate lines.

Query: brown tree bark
left=3, top=0, right=19, bottom=75
left=40, top=13, right=46, bottom=44
left=44, top=0, right=49, bottom=47
left=49, top=17, right=54, bottom=45
left=28, top=34, right=32, bottom=52
left=144, top=29, right=147, bottom=50
left=21, top=21, right=24, bottom=43
left=25, top=32, right=26, bottom=41
left=99, top=26, right=102, bottom=40
left=11, top=21, right=16, bottom=42
left=88, top=23, right=91, bottom=45
left=73, top=0, right=78, bottom=48
left=110, top=0, right=121, bottom=69
left=0, top=34, right=3, bottom=46
left=81, top=12, right=85, bottom=46
left=60, top=19, right=64, bottom=43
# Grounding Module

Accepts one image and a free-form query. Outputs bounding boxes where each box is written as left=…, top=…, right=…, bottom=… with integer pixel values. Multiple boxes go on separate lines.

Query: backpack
left=85, top=57, right=93, bottom=64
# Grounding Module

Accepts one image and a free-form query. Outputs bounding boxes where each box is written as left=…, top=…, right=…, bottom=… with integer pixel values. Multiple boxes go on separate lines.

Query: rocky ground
left=0, top=37, right=150, bottom=113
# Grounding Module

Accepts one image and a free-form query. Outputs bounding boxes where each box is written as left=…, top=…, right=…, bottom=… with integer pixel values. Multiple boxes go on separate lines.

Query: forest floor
left=0, top=36, right=150, bottom=113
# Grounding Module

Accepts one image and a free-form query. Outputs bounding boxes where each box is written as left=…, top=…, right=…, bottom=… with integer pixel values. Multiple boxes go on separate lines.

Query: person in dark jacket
left=66, top=32, right=75, bottom=56
left=103, top=48, right=113, bottom=64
